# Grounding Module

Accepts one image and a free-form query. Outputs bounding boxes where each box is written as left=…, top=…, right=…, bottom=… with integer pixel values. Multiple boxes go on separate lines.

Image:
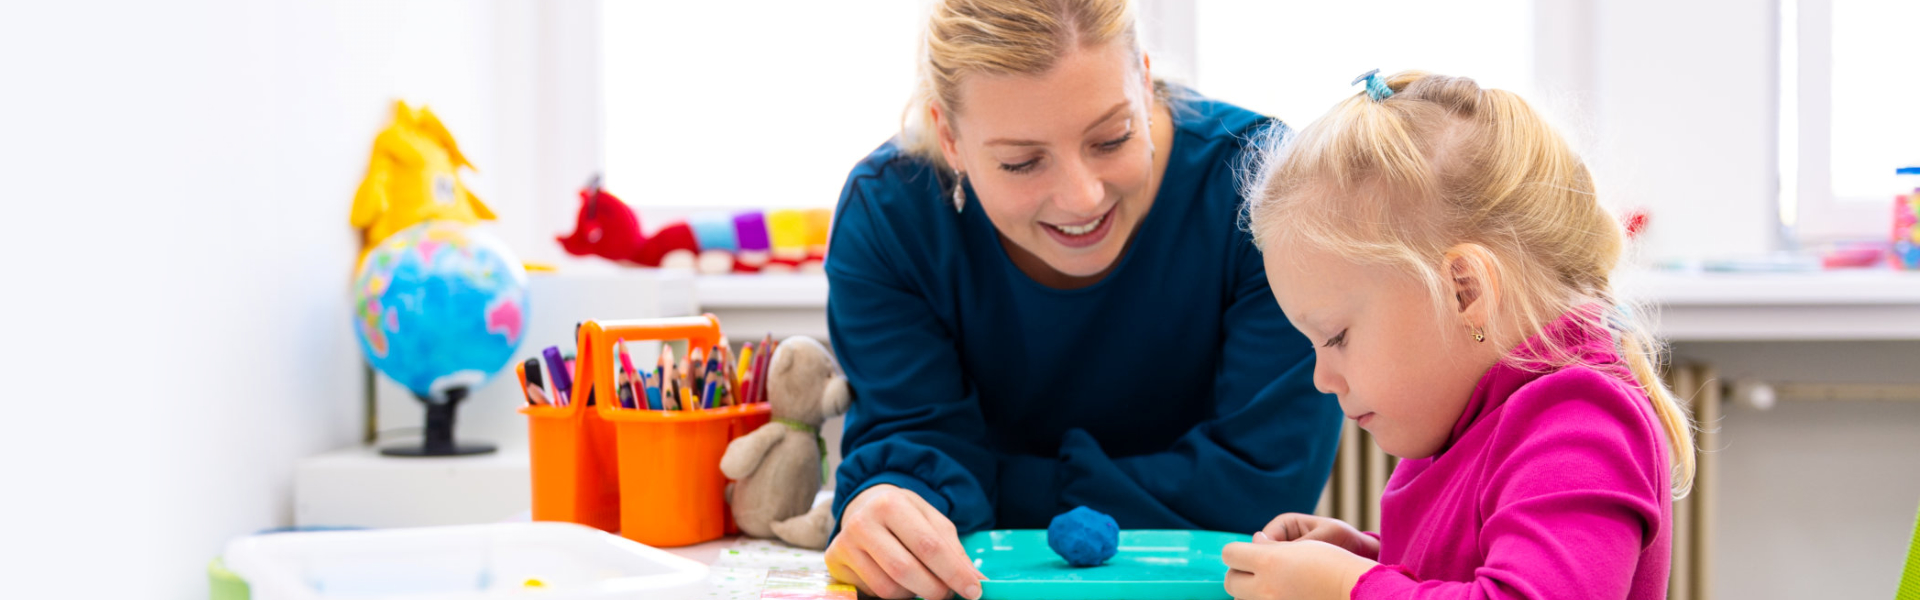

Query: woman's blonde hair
left=901, top=0, right=1162, bottom=172
left=1243, top=71, right=1696, bottom=498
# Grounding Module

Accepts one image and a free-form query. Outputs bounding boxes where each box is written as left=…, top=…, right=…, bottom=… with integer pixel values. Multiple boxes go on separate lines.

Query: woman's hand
left=825, top=484, right=985, bottom=600
left=1222, top=533, right=1377, bottom=600
left=1259, top=513, right=1379, bottom=560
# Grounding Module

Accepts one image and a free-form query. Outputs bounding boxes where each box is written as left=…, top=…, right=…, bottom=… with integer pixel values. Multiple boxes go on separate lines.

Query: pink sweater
left=1353, top=311, right=1673, bottom=600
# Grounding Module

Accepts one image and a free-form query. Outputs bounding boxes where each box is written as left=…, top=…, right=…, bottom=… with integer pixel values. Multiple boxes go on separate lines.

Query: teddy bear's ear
left=822, top=374, right=851, bottom=417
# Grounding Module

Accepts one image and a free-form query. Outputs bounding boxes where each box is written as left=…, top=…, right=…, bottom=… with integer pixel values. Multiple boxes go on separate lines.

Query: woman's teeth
left=1050, top=212, right=1106, bottom=236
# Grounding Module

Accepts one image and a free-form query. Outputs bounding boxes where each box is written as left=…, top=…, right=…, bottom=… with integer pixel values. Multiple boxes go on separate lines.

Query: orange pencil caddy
left=521, top=314, right=772, bottom=548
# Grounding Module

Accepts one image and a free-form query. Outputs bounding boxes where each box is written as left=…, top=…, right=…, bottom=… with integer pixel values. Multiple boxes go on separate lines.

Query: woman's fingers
left=896, top=496, right=983, bottom=598
left=827, top=484, right=983, bottom=600
left=863, top=520, right=954, bottom=600
left=830, top=543, right=909, bottom=599
left=907, top=492, right=986, bottom=580
left=824, top=535, right=883, bottom=597
left=827, top=487, right=911, bottom=599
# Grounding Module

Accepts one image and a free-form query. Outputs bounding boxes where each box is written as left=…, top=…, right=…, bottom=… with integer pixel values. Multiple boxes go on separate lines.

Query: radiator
left=1314, top=362, right=1721, bottom=600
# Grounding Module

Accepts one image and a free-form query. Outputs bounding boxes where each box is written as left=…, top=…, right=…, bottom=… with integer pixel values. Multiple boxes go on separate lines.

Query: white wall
left=1182, top=0, right=1783, bottom=262
left=1674, top=341, right=1920, bottom=599
left=1578, top=0, right=1785, bottom=260
left=0, top=1, right=593, bottom=597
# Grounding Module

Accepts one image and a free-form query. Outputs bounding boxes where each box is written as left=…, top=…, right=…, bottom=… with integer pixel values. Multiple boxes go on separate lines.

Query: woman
left=823, top=1, right=1341, bottom=598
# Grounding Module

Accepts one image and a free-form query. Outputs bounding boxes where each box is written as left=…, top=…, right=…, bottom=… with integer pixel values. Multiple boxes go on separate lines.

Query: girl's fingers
left=1261, top=513, right=1311, bottom=542
left=1297, top=524, right=1344, bottom=543
left=1220, top=541, right=1261, bottom=572
left=1289, top=519, right=1371, bottom=556
left=1223, top=568, right=1255, bottom=599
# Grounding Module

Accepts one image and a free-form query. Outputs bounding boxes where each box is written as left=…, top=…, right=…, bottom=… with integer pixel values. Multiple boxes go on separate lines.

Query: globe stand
left=382, top=386, right=496, bottom=457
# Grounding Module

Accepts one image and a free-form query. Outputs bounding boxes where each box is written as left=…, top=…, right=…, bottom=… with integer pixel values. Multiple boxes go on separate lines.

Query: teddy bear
left=719, top=335, right=851, bottom=549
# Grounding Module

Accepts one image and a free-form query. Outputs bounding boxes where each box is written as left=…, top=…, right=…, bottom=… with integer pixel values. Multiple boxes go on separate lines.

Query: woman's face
left=935, top=42, right=1158, bottom=278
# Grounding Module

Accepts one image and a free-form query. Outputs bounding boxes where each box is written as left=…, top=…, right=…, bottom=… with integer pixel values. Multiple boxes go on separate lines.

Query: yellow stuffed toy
left=350, top=101, right=496, bottom=262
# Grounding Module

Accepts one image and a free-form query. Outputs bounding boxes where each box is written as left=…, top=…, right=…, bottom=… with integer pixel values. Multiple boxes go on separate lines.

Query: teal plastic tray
left=961, top=529, right=1246, bottom=600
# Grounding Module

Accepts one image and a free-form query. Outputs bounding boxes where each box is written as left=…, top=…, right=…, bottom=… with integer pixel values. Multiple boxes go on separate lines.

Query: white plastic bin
left=224, top=522, right=708, bottom=599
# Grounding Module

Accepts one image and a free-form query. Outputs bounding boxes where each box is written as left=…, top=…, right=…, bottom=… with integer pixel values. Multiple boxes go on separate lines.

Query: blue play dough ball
left=1047, top=506, right=1119, bottom=567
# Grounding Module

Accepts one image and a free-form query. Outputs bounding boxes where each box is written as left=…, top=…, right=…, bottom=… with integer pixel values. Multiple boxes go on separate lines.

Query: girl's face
left=935, top=42, right=1158, bottom=278
left=1262, top=239, right=1503, bottom=459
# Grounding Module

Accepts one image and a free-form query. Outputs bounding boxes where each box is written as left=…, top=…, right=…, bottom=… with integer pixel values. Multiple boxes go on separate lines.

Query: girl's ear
left=1444, top=243, right=1500, bottom=333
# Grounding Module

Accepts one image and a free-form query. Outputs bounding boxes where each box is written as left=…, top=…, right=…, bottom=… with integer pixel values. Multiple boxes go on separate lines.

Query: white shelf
left=689, top=270, right=1920, bottom=342
left=1621, top=268, right=1920, bottom=341
left=1618, top=269, right=1920, bottom=306
left=295, top=442, right=530, bottom=529
left=694, top=273, right=830, bottom=308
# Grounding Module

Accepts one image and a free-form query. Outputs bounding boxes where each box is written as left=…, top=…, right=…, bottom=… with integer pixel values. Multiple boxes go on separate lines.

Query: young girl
left=1223, top=70, right=1696, bottom=600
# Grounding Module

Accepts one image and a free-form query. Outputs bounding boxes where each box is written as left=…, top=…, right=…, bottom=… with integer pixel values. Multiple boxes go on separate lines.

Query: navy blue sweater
left=825, top=94, right=1341, bottom=537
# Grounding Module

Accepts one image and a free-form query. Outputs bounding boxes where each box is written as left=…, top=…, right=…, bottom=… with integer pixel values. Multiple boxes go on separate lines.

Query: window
left=602, top=1, right=924, bottom=209
left=1782, top=0, right=1919, bottom=242
left=1191, top=0, right=1534, bottom=128
left=1828, top=0, right=1919, bottom=200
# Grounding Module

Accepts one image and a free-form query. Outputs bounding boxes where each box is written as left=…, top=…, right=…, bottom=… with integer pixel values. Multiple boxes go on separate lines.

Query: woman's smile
left=1040, top=204, right=1118, bottom=248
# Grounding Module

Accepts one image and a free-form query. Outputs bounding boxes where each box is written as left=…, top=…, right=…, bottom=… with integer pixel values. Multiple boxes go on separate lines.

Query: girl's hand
left=1259, top=513, right=1380, bottom=560
left=1222, top=533, right=1378, bottom=600
left=825, top=484, right=985, bottom=600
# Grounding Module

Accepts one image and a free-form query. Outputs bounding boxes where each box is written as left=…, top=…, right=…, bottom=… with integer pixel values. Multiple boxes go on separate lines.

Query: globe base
left=380, top=385, right=497, bottom=457
left=381, top=441, right=496, bottom=457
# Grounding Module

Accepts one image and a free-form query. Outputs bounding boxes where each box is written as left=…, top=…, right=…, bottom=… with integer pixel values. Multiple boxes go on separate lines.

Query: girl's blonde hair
left=1244, top=71, right=1696, bottom=498
left=901, top=0, right=1165, bottom=172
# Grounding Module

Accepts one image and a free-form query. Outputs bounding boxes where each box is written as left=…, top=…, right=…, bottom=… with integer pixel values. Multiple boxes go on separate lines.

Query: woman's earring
left=951, top=172, right=967, bottom=214
left=1472, top=328, right=1486, bottom=343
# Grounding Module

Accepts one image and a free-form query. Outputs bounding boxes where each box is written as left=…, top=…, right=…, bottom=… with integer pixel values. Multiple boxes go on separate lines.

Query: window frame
left=1781, top=0, right=1896, bottom=245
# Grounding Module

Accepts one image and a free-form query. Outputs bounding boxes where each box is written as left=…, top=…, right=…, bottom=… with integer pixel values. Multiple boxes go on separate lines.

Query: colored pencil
left=715, top=344, right=736, bottom=406
left=687, top=346, right=707, bottom=399
left=736, top=343, right=756, bottom=405
left=753, top=334, right=776, bottom=403
left=622, top=342, right=652, bottom=407
left=642, top=372, right=662, bottom=410
left=702, top=348, right=722, bottom=407
left=542, top=346, right=572, bottom=406
left=659, top=345, right=680, bottom=410
left=515, top=360, right=540, bottom=406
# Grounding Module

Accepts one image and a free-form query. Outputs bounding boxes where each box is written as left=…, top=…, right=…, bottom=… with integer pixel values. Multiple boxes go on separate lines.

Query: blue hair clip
left=1352, top=69, right=1393, bottom=102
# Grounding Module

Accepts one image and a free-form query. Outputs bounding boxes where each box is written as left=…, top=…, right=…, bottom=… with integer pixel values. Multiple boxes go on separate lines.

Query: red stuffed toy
left=557, top=179, right=700, bottom=268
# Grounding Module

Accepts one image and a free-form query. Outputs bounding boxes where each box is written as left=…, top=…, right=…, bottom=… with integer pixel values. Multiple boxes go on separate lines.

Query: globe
left=351, top=221, right=529, bottom=416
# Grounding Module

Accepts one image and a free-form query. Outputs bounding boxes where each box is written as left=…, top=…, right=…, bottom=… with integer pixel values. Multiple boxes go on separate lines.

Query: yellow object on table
left=803, top=208, right=832, bottom=254
left=759, top=570, right=855, bottom=600
left=766, top=210, right=809, bottom=254
left=349, top=100, right=496, bottom=263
